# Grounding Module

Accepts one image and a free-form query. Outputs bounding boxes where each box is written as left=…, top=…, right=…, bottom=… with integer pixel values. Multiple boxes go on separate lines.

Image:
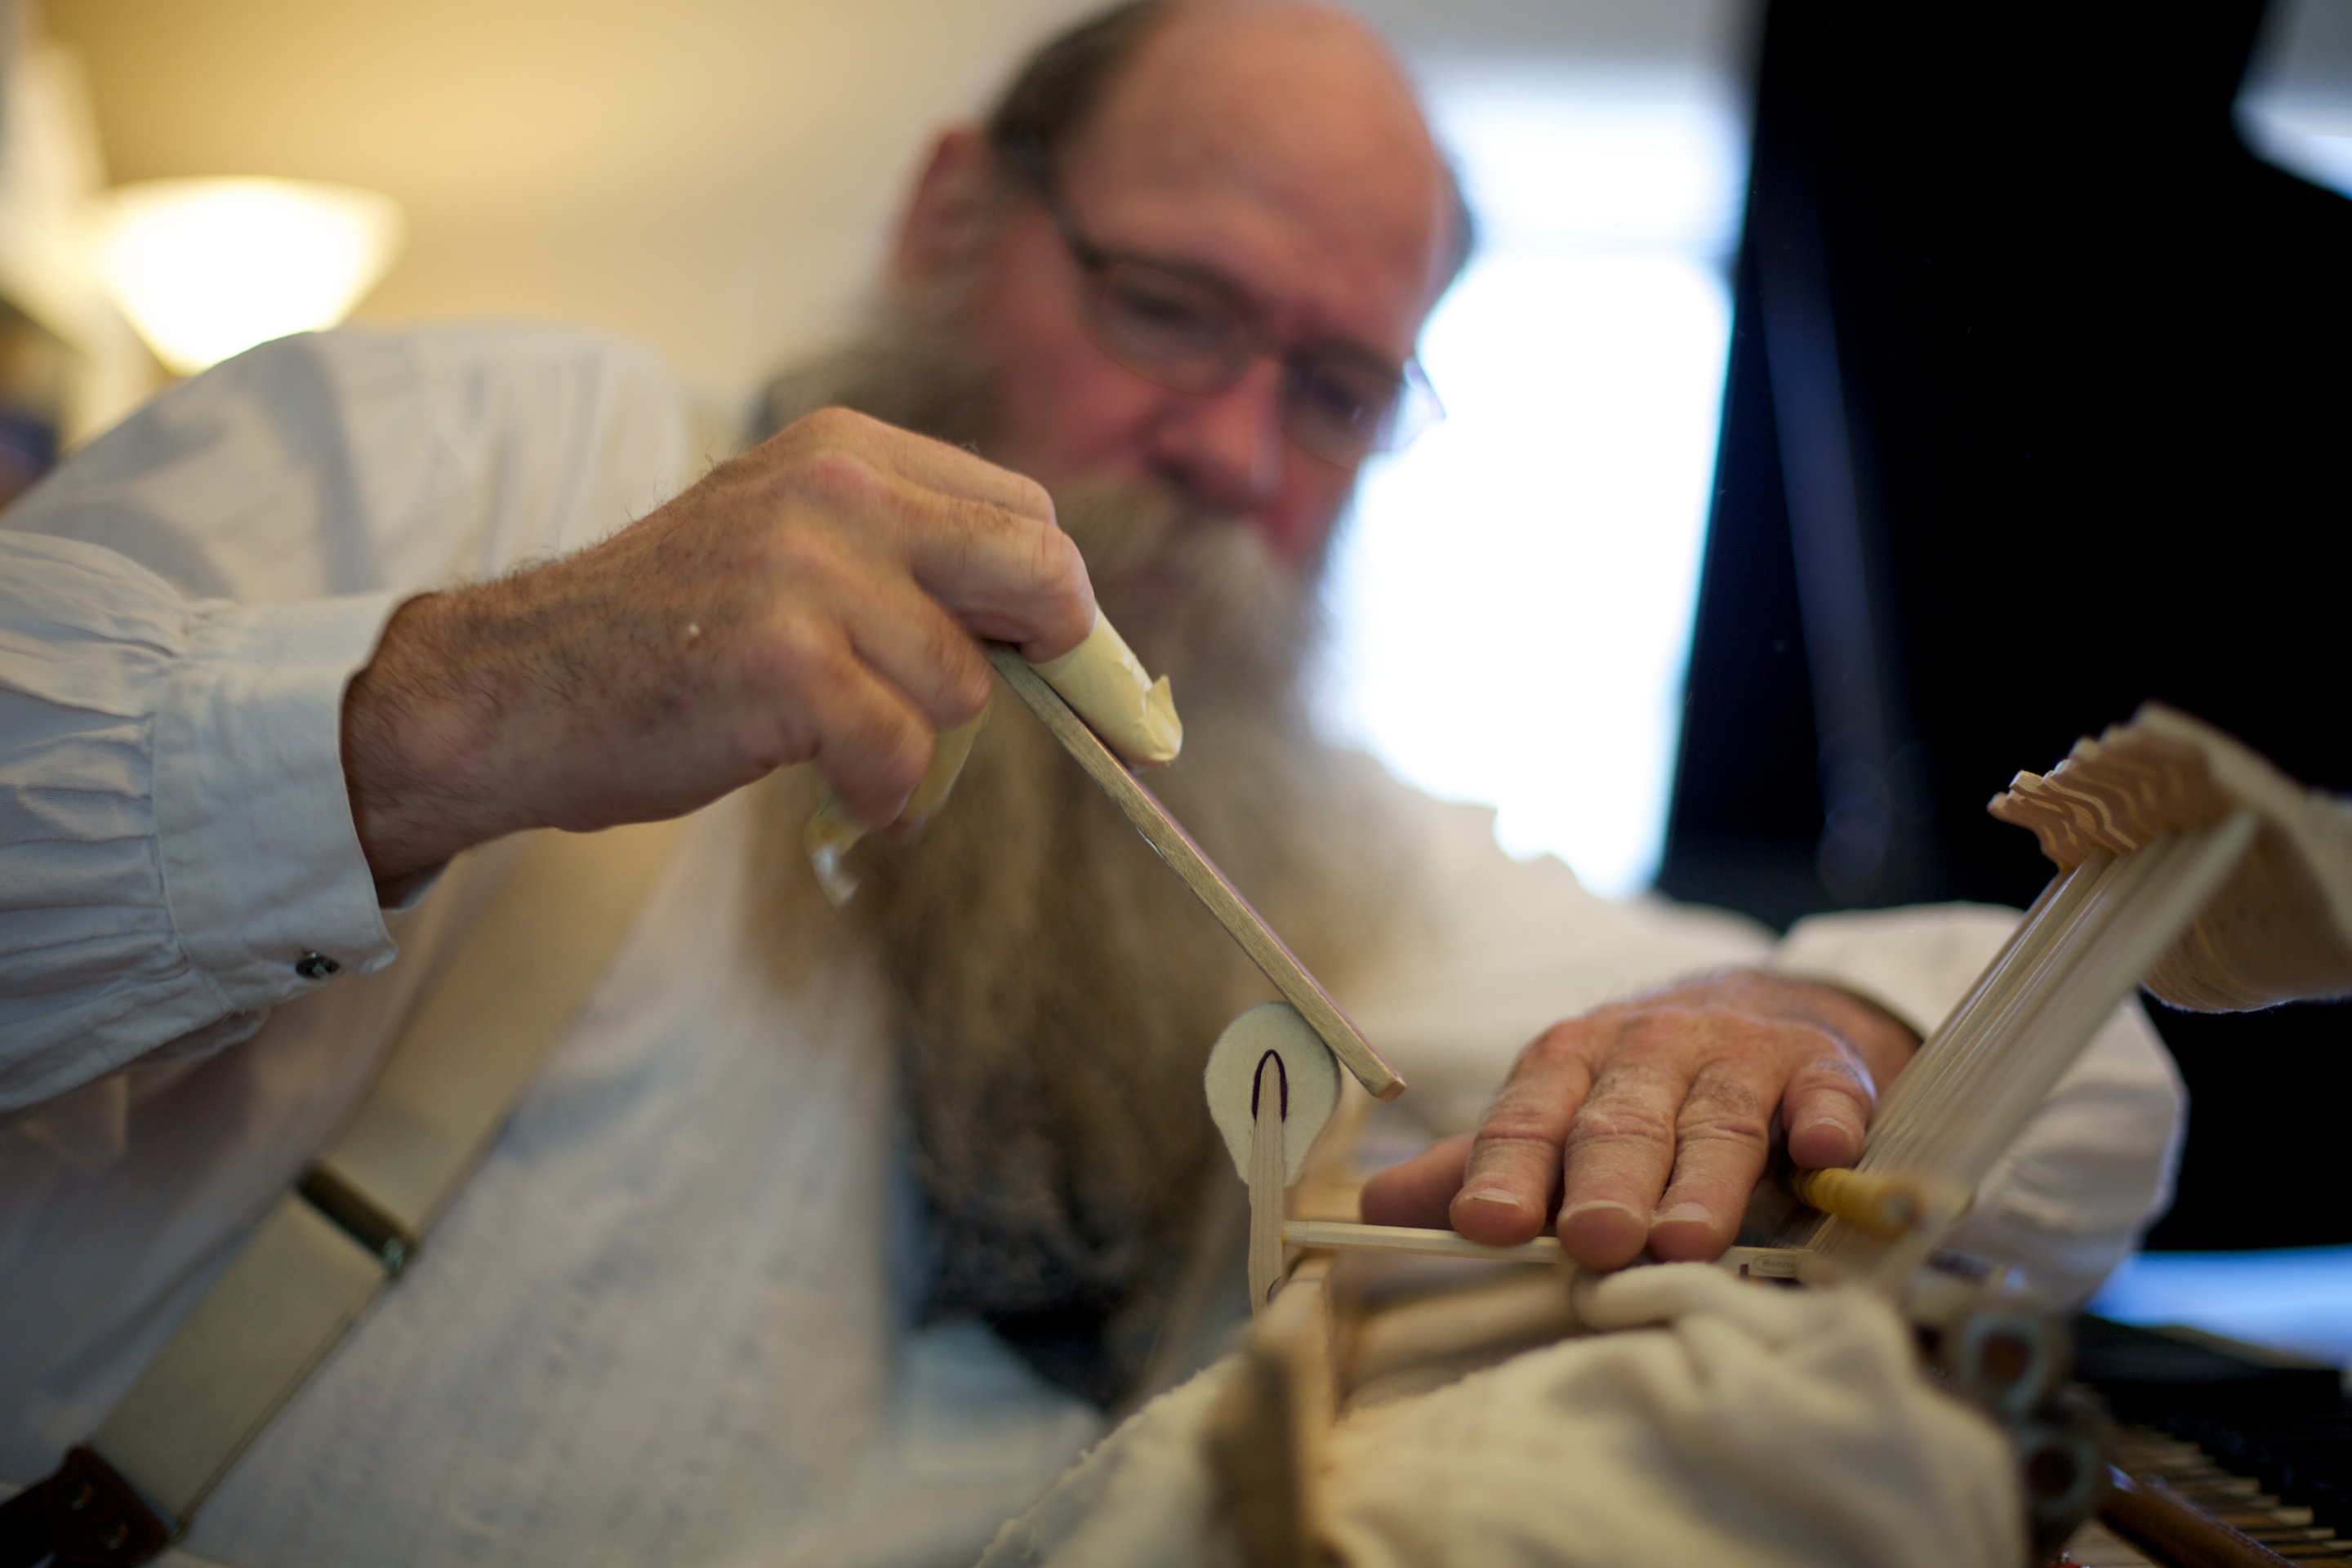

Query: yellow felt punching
left=1205, top=1001, right=1339, bottom=1187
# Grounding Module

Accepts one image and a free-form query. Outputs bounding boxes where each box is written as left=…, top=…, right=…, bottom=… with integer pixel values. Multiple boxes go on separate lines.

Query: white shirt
left=0, top=325, right=2185, bottom=1568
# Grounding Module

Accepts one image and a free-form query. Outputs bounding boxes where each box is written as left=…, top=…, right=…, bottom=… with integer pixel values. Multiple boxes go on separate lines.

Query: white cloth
left=0, top=325, right=2183, bottom=1568
left=1328, top=1267, right=2022, bottom=1568
left=980, top=1266, right=2022, bottom=1568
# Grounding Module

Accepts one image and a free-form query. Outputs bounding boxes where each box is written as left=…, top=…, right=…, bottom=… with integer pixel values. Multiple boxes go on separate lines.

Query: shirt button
left=295, top=951, right=341, bottom=981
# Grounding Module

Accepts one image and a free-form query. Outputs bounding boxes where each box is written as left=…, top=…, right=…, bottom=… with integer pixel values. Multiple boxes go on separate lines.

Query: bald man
left=0, top=3, right=2182, bottom=1564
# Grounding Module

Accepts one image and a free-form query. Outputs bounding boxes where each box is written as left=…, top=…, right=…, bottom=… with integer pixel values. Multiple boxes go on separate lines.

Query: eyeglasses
left=1002, top=136, right=1442, bottom=467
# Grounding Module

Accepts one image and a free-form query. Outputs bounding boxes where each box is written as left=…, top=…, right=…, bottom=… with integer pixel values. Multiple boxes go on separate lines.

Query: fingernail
left=1802, top=1116, right=1854, bottom=1134
left=1560, top=1199, right=1642, bottom=1225
left=1459, top=1187, right=1526, bottom=1213
left=1654, top=1202, right=1713, bottom=1226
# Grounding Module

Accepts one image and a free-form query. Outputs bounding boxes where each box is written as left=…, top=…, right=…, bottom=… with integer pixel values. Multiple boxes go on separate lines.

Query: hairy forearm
left=341, top=588, right=540, bottom=885
left=334, top=408, right=1095, bottom=891
left=339, top=541, right=685, bottom=883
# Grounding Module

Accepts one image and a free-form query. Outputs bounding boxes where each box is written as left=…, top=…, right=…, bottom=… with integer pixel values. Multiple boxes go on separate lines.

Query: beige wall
left=45, top=0, right=1743, bottom=418
left=47, top=0, right=1104, bottom=415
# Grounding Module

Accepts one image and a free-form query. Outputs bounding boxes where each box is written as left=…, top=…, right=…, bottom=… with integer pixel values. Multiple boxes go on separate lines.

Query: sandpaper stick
left=989, top=645, right=1405, bottom=1100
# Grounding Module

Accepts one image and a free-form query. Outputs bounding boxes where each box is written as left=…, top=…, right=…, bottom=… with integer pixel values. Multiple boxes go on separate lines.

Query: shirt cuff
left=1766, top=903, right=2028, bottom=1039
left=153, top=590, right=407, bottom=1013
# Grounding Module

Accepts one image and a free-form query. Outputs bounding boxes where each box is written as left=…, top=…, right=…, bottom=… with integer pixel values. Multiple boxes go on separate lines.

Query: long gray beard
left=751, top=272, right=1004, bottom=457
left=758, top=306, right=1410, bottom=1402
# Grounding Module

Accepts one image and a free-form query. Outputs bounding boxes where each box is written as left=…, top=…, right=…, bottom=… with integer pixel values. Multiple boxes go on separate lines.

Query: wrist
left=1698, top=967, right=1922, bottom=1085
left=341, top=590, right=532, bottom=882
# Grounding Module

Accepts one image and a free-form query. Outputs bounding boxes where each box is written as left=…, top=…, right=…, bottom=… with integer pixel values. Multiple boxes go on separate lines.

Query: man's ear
left=892, top=127, right=1004, bottom=289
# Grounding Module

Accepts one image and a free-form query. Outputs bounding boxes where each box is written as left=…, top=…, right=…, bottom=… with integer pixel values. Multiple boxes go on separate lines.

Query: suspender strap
left=1, top=819, right=681, bottom=1562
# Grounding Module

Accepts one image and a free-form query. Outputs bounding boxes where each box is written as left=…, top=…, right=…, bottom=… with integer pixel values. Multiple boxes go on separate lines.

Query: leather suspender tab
left=297, top=1163, right=419, bottom=1276
left=0, top=1448, right=172, bottom=1568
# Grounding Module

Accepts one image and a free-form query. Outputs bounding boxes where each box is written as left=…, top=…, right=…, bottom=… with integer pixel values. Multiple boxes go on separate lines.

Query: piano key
left=2077, top=1316, right=2352, bottom=1562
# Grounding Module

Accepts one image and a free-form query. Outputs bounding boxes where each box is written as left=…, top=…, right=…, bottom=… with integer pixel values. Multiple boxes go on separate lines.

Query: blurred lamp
left=92, top=178, right=404, bottom=375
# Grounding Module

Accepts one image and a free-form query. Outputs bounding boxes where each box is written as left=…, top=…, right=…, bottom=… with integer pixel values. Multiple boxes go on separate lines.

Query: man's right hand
left=341, top=407, right=1095, bottom=884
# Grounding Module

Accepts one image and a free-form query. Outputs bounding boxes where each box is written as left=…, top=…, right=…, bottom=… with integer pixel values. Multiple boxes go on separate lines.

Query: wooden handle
left=1785, top=1166, right=1955, bottom=1235
left=1283, top=1218, right=1561, bottom=1263
left=1278, top=1220, right=1806, bottom=1281
left=990, top=647, right=1404, bottom=1100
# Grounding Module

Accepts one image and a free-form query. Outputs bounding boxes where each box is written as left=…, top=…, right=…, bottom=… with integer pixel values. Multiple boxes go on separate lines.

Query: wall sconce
left=91, top=177, right=404, bottom=376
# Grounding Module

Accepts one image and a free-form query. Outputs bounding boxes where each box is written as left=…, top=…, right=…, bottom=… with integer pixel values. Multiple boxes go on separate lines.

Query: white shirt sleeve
left=0, top=533, right=402, bottom=1111
left=0, top=323, right=693, bottom=1116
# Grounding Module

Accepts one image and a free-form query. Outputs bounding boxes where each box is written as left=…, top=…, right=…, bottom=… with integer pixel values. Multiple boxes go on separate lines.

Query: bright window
left=1320, top=69, right=1748, bottom=898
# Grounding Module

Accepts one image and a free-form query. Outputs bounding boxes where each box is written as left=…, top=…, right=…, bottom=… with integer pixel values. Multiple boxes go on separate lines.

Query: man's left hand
left=1358, top=970, right=1919, bottom=1268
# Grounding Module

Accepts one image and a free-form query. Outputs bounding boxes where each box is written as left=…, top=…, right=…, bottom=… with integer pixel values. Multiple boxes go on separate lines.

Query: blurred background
left=7, top=0, right=1755, bottom=906
left=2, top=0, right=2346, bottom=1353
left=1643, top=1, right=2352, bottom=1361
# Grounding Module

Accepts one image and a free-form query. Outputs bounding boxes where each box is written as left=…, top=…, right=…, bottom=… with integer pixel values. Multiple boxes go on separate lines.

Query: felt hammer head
left=1204, top=1000, right=1339, bottom=1185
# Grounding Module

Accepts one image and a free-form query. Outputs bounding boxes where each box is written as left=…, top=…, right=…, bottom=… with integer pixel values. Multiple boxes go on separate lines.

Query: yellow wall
left=48, top=0, right=1102, bottom=414
left=46, top=0, right=1740, bottom=418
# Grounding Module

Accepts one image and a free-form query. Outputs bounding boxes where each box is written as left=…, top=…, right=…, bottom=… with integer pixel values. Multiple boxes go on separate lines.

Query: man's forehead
left=1055, top=1, right=1451, bottom=352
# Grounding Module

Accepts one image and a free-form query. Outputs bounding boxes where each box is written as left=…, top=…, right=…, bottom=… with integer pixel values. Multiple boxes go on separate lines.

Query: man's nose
left=1150, top=358, right=1286, bottom=514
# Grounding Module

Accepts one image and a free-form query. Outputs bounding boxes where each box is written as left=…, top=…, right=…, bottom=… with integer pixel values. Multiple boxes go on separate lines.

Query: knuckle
left=1561, top=1101, right=1676, bottom=1155
left=1590, top=1054, right=1678, bottom=1098
left=872, top=725, right=930, bottom=798
left=1674, top=1070, right=1772, bottom=1148
left=951, top=492, right=1016, bottom=548
left=1825, top=1034, right=1877, bottom=1076
left=1800, top=1045, right=1874, bottom=1088
left=1513, top=1021, right=1592, bottom=1072
left=926, top=625, right=990, bottom=717
left=1615, top=1015, right=1681, bottom=1056
left=1674, top=1103, right=1771, bottom=1149
left=1614, top=1007, right=1708, bottom=1057
left=826, top=709, right=927, bottom=808
left=734, top=705, right=814, bottom=776
left=1039, top=526, right=1089, bottom=602
left=757, top=609, right=844, bottom=689
left=1794, top=1061, right=1878, bottom=1108
left=750, top=520, right=842, bottom=582
left=949, top=657, right=993, bottom=720
left=1482, top=1067, right=1585, bottom=1131
left=1686, top=1058, right=1771, bottom=1108
left=908, top=603, right=956, bottom=664
left=790, top=446, right=889, bottom=516
left=1010, top=473, right=1055, bottom=523
left=1466, top=1127, right=1562, bottom=1174
left=733, top=728, right=793, bottom=778
left=791, top=404, right=868, bottom=443
left=1475, top=1105, right=1566, bottom=1146
left=1032, top=516, right=1080, bottom=572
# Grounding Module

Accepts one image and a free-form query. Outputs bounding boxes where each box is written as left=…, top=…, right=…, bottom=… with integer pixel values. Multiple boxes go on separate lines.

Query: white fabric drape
left=981, top=1266, right=2022, bottom=1568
